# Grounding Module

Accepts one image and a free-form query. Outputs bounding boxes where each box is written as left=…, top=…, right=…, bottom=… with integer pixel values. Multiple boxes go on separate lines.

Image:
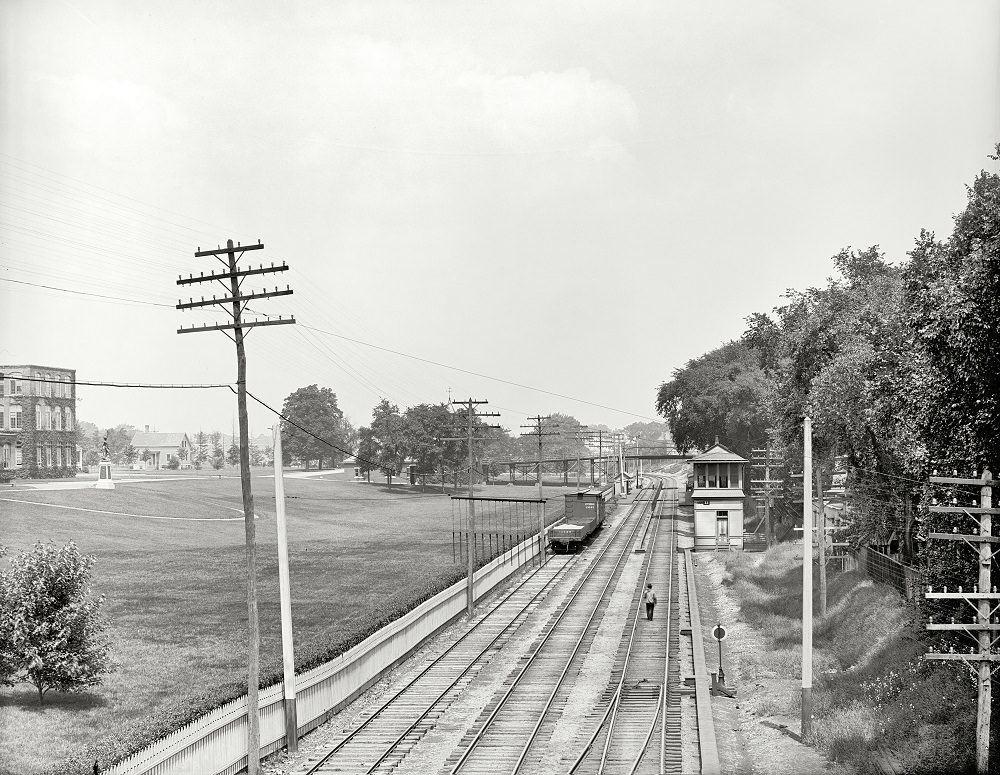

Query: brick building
left=0, top=364, right=77, bottom=478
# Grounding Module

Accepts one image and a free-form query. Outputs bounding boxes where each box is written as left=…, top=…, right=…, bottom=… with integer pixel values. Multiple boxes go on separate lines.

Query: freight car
left=550, top=483, right=617, bottom=553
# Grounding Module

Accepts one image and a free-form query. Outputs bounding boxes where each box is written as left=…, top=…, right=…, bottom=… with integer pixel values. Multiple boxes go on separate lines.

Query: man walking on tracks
left=643, top=583, right=657, bottom=620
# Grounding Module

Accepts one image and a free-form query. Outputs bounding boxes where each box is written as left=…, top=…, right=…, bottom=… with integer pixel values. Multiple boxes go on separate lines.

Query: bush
left=0, top=542, right=112, bottom=704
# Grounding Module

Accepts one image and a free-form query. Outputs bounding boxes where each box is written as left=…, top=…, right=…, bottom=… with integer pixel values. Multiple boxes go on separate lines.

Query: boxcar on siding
left=550, top=483, right=616, bottom=553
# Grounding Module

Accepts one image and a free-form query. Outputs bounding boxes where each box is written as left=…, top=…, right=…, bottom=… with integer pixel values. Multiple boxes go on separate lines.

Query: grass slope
left=718, top=544, right=977, bottom=775
left=0, top=471, right=574, bottom=775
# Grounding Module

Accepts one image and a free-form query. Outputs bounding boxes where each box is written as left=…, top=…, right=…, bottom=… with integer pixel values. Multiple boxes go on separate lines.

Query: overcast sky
left=1, top=1, right=997, bottom=441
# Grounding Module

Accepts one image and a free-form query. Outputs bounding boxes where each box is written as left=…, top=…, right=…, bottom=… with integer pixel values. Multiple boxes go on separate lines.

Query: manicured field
left=0, top=471, right=577, bottom=775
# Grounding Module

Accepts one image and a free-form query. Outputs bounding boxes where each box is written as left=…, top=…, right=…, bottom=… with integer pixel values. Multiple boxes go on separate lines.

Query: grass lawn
left=0, top=471, right=576, bottom=775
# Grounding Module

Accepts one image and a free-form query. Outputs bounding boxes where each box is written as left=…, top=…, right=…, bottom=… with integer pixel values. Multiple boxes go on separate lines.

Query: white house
left=130, top=430, right=192, bottom=469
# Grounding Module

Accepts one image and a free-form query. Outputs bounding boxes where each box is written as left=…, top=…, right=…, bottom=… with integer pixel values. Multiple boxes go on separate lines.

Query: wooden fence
left=103, top=536, right=544, bottom=775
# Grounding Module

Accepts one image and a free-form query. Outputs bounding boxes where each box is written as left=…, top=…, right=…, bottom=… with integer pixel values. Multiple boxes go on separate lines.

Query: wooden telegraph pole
left=177, top=240, right=295, bottom=774
left=925, top=469, right=996, bottom=775
left=751, top=445, right=783, bottom=547
left=521, top=416, right=558, bottom=563
left=443, top=399, right=500, bottom=615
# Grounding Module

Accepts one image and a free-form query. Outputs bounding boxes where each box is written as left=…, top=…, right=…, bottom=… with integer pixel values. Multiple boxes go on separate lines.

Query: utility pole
left=751, top=445, right=784, bottom=547
left=177, top=239, right=294, bottom=774
left=801, top=417, right=813, bottom=741
left=562, top=426, right=588, bottom=490
left=521, top=416, right=558, bottom=563
left=443, top=399, right=501, bottom=615
left=926, top=469, right=996, bottom=775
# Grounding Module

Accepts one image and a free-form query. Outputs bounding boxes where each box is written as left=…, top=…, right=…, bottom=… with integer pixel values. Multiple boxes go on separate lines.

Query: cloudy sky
left=1, top=1, right=997, bottom=440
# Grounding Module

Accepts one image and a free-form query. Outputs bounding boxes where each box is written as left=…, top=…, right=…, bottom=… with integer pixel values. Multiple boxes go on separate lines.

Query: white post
left=539, top=499, right=547, bottom=566
left=271, top=424, right=298, bottom=752
left=801, top=416, right=813, bottom=740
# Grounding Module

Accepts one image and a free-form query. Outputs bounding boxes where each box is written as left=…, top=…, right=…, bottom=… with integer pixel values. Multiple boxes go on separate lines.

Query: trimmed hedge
left=42, top=565, right=468, bottom=775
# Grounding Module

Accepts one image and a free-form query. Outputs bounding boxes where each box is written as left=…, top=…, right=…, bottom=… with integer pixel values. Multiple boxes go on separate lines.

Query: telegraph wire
left=3, top=272, right=657, bottom=423
left=0, top=277, right=173, bottom=307
left=296, top=322, right=658, bottom=421
left=8, top=375, right=232, bottom=390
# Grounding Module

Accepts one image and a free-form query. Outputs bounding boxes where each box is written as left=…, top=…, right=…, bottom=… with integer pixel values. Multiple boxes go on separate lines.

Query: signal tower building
left=690, top=442, right=747, bottom=550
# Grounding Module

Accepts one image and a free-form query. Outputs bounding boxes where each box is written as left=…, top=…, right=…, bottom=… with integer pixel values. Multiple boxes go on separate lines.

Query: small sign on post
left=711, top=623, right=736, bottom=697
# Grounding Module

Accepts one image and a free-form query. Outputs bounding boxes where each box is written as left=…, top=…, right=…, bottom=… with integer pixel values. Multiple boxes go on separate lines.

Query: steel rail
left=657, top=475, right=679, bottom=775
left=303, top=548, right=572, bottom=774
left=597, top=488, right=664, bottom=773
left=358, top=564, right=571, bottom=774
left=450, top=488, right=656, bottom=775
left=566, top=479, right=674, bottom=775
left=506, top=489, right=658, bottom=775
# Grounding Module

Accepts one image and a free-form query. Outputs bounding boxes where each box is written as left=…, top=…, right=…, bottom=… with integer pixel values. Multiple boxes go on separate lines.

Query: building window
left=0, top=410, right=4, bottom=430
left=707, top=464, right=717, bottom=488
left=10, top=406, right=21, bottom=430
left=65, top=408, right=73, bottom=431
left=719, top=465, right=729, bottom=488
left=11, top=377, right=21, bottom=395
left=14, top=447, right=22, bottom=466
left=56, top=447, right=62, bottom=467
left=44, top=407, right=52, bottom=431
left=1, top=444, right=9, bottom=467
left=36, top=406, right=41, bottom=429
left=37, top=448, right=43, bottom=466
left=53, top=410, right=61, bottom=431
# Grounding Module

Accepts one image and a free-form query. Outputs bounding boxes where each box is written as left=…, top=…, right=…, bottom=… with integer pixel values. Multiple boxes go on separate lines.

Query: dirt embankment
left=692, top=544, right=978, bottom=775
left=693, top=550, right=852, bottom=775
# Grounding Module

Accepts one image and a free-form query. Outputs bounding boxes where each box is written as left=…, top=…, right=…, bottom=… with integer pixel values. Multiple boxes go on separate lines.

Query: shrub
left=0, top=541, right=112, bottom=704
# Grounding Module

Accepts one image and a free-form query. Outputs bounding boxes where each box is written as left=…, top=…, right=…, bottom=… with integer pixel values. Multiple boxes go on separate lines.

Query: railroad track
left=303, top=490, right=654, bottom=775
left=566, top=477, right=682, bottom=775
left=444, top=487, right=659, bottom=775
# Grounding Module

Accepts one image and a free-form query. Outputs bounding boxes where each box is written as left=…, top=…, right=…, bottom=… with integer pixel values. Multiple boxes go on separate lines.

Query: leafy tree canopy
left=0, top=542, right=112, bottom=703
left=655, top=341, right=771, bottom=457
left=280, top=385, right=350, bottom=469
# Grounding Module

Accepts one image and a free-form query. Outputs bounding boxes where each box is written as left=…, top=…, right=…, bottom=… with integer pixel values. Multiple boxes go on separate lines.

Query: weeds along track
left=304, top=492, right=652, bottom=775
left=444, top=488, right=658, bottom=775
left=567, top=477, right=683, bottom=775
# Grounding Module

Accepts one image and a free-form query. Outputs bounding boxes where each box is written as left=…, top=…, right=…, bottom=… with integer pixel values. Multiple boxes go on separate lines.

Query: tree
left=356, top=426, right=378, bottom=480
left=122, top=444, right=138, bottom=466
left=0, top=542, right=112, bottom=703
left=280, top=385, right=350, bottom=469
left=209, top=431, right=224, bottom=470
left=226, top=440, right=240, bottom=467
left=76, top=421, right=102, bottom=467
left=193, top=431, right=208, bottom=470
left=249, top=444, right=265, bottom=467
left=104, top=425, right=136, bottom=465
left=369, top=399, right=407, bottom=483
left=655, top=341, right=772, bottom=457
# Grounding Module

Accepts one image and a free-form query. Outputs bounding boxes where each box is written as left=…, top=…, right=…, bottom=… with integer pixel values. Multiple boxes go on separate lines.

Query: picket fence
left=104, top=537, right=544, bottom=775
